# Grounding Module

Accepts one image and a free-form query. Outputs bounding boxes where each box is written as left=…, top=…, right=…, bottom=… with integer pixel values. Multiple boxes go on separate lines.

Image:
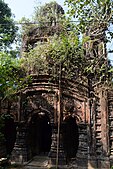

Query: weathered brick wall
left=88, top=88, right=111, bottom=169
left=2, top=75, right=113, bottom=168
left=10, top=75, right=89, bottom=165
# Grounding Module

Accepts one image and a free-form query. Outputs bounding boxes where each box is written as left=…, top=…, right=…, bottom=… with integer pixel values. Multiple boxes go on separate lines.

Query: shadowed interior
left=27, top=112, right=52, bottom=156
left=62, top=116, right=79, bottom=162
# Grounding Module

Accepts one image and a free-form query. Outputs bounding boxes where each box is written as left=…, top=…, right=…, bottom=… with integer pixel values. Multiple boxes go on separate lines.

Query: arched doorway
left=27, top=112, right=52, bottom=156
left=62, top=115, right=79, bottom=163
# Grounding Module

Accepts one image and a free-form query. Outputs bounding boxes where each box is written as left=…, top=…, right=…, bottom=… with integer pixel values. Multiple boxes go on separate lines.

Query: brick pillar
left=98, top=90, right=110, bottom=168
left=108, top=90, right=113, bottom=167
left=99, top=90, right=108, bottom=155
left=76, top=124, right=89, bottom=168
left=48, top=122, right=66, bottom=166
left=11, top=122, right=31, bottom=163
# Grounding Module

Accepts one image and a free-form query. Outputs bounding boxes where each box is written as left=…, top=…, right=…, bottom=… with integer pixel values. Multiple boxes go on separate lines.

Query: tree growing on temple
left=21, top=0, right=113, bottom=86
left=64, top=0, right=113, bottom=85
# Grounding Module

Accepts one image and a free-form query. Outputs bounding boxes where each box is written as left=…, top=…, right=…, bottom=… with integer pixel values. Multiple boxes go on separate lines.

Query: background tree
left=64, top=0, right=113, bottom=85
left=0, top=0, right=23, bottom=145
left=0, top=0, right=26, bottom=100
left=0, top=52, right=26, bottom=99
left=0, top=0, right=18, bottom=50
left=65, top=0, right=113, bottom=33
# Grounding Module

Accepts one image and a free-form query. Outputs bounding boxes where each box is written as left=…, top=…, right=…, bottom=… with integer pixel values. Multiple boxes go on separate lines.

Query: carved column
left=11, top=122, right=31, bottom=163
left=108, top=90, right=113, bottom=167
left=76, top=124, right=89, bottom=168
left=96, top=89, right=110, bottom=168
left=100, top=90, right=108, bottom=155
left=48, top=123, right=66, bottom=166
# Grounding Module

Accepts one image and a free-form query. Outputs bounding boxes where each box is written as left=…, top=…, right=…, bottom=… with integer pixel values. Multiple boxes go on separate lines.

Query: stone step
left=24, top=164, right=78, bottom=169
left=22, top=155, right=78, bottom=169
left=24, top=166, right=47, bottom=169
left=22, top=155, right=49, bottom=169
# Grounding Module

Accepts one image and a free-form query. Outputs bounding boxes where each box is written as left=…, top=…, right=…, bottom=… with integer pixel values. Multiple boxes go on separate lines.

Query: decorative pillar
left=11, top=122, right=31, bottom=163
left=100, top=90, right=108, bottom=155
left=108, top=90, right=113, bottom=167
left=48, top=122, right=66, bottom=166
left=99, top=90, right=110, bottom=168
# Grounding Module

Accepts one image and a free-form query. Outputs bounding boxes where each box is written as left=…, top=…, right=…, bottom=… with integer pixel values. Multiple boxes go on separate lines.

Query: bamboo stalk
left=56, top=62, right=62, bottom=169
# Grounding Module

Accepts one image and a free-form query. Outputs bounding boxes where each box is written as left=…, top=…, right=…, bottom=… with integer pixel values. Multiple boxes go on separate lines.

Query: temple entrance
left=62, top=115, right=79, bottom=163
left=27, top=112, right=52, bottom=157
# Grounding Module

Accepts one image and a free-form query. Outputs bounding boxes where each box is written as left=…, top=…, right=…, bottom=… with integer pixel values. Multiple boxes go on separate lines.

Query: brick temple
left=0, top=6, right=113, bottom=168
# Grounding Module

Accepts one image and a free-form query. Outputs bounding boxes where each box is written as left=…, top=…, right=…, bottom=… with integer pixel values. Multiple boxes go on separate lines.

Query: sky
left=4, top=0, right=66, bottom=21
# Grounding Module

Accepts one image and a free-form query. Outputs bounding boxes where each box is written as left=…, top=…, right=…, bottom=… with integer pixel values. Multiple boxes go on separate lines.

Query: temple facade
left=0, top=74, right=113, bottom=168
left=0, top=3, right=113, bottom=167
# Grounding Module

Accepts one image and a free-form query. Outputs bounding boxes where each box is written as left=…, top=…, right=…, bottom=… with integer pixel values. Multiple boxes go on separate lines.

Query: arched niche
left=26, top=109, right=52, bottom=157
left=62, top=115, right=79, bottom=163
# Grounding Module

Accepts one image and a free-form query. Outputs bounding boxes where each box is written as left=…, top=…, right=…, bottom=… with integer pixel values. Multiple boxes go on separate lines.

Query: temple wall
left=0, top=75, right=113, bottom=168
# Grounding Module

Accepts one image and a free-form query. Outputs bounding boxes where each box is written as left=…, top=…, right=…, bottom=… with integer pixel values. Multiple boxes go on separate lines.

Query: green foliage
left=0, top=52, right=25, bottom=99
left=20, top=1, right=65, bottom=40
left=63, top=0, right=113, bottom=84
left=0, top=0, right=18, bottom=50
left=21, top=31, right=91, bottom=80
left=44, top=33, right=85, bottom=80
left=33, top=1, right=64, bottom=26
left=0, top=1, right=27, bottom=100
left=21, top=43, right=49, bottom=75
left=20, top=17, right=36, bottom=36
left=20, top=0, right=113, bottom=88
left=22, top=27, right=113, bottom=85
left=65, top=0, right=113, bottom=33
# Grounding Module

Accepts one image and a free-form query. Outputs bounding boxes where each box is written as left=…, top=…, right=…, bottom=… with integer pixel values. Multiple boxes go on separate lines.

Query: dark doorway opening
left=62, top=116, right=79, bottom=163
left=28, top=112, right=52, bottom=156
left=3, top=116, right=17, bottom=155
